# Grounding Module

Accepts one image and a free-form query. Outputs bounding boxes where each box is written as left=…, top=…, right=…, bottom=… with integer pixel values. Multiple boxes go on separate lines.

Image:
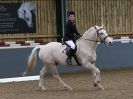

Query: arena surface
left=0, top=68, right=133, bottom=99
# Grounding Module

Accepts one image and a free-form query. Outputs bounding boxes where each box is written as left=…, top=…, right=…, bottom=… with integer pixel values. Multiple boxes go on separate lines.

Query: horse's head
left=83, top=25, right=112, bottom=45
left=94, top=25, right=112, bottom=45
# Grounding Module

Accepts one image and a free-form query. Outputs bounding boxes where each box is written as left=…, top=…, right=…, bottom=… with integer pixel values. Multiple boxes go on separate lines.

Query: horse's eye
left=100, top=33, right=103, bottom=35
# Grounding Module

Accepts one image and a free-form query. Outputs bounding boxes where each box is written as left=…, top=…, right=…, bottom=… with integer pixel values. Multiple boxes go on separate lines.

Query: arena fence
left=0, top=38, right=133, bottom=83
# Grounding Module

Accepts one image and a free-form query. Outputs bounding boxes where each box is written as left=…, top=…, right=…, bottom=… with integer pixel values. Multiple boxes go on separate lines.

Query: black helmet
left=67, top=11, right=75, bottom=17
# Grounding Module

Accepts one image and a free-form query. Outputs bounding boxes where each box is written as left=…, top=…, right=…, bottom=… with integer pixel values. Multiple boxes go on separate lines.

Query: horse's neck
left=76, top=38, right=97, bottom=53
left=83, top=27, right=97, bottom=40
left=79, top=28, right=97, bottom=50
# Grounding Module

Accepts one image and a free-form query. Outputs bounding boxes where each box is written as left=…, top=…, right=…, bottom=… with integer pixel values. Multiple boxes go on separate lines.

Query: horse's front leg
left=83, top=62, right=104, bottom=90
left=92, top=63, right=104, bottom=90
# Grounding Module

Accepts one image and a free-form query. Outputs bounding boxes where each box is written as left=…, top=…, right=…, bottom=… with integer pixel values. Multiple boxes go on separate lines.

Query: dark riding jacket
left=63, top=20, right=80, bottom=43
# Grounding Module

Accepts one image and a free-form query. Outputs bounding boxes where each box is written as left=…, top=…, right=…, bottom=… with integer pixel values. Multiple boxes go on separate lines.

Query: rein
left=79, top=37, right=99, bottom=43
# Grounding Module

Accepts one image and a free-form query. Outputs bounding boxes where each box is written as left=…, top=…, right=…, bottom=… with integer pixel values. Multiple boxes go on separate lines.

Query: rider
left=63, top=11, right=81, bottom=65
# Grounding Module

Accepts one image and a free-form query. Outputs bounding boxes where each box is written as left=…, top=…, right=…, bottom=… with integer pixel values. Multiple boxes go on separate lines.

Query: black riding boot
left=66, top=48, right=74, bottom=65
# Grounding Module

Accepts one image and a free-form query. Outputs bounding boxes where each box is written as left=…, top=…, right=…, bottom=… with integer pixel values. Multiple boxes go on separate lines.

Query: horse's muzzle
left=109, top=41, right=112, bottom=46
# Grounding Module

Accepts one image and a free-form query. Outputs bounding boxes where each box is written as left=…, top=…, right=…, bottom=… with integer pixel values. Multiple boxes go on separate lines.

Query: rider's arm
left=73, top=24, right=81, bottom=36
left=75, top=28, right=80, bottom=36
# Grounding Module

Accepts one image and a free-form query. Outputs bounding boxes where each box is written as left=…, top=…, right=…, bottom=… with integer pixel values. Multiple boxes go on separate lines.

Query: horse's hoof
left=94, top=83, right=98, bottom=87
left=94, top=83, right=104, bottom=90
left=68, top=87, right=73, bottom=91
left=98, top=84, right=104, bottom=90
left=22, top=71, right=32, bottom=76
left=94, top=80, right=101, bottom=87
left=64, top=86, right=73, bottom=91
left=39, top=87, right=47, bottom=91
left=22, top=72, right=27, bottom=76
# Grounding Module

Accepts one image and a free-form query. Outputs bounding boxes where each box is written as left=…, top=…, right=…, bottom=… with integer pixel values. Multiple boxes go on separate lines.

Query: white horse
left=17, top=2, right=35, bottom=28
left=23, top=25, right=112, bottom=91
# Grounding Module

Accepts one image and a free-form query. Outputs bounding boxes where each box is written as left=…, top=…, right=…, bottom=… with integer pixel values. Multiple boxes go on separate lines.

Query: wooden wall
left=0, top=0, right=57, bottom=42
left=67, top=0, right=133, bottom=36
left=0, top=0, right=133, bottom=42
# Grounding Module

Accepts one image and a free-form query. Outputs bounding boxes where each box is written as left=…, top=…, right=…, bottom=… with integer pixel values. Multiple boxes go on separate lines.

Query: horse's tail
left=22, top=46, right=41, bottom=76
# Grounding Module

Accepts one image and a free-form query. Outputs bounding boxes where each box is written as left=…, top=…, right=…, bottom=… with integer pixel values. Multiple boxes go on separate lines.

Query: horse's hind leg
left=50, top=66, right=73, bottom=90
left=39, top=66, right=48, bottom=91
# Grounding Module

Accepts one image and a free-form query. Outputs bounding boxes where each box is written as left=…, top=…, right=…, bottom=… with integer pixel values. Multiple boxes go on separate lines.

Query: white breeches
left=65, top=40, right=76, bottom=49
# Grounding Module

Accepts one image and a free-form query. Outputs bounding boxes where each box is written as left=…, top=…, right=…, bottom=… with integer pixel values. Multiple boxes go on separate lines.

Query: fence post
left=61, top=0, right=66, bottom=38
left=56, top=0, right=66, bottom=42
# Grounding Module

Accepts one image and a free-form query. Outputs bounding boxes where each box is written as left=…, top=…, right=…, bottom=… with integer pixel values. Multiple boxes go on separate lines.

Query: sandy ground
left=0, top=69, right=133, bottom=99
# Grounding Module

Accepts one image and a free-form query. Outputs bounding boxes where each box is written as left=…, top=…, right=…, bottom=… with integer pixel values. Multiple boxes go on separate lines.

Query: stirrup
left=66, top=58, right=72, bottom=65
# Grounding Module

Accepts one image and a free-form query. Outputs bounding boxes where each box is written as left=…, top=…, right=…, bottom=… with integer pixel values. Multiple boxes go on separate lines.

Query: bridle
left=94, top=26, right=109, bottom=44
left=80, top=26, right=109, bottom=44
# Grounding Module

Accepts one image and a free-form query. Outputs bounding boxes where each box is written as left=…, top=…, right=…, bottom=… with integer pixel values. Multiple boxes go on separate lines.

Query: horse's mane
left=83, top=26, right=101, bottom=37
left=83, top=27, right=94, bottom=37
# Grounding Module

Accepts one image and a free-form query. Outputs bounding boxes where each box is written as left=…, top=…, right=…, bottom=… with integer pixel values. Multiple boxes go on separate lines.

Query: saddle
left=62, top=42, right=81, bottom=66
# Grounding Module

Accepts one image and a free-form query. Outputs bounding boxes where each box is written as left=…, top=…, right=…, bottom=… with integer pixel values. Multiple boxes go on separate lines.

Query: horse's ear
left=101, top=24, right=103, bottom=28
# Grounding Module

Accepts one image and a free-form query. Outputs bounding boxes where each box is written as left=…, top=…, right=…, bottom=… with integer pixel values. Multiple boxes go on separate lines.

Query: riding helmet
left=67, top=11, right=75, bottom=17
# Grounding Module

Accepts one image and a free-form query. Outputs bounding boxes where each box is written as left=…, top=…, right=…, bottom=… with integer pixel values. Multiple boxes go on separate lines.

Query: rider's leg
left=65, top=40, right=75, bottom=65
